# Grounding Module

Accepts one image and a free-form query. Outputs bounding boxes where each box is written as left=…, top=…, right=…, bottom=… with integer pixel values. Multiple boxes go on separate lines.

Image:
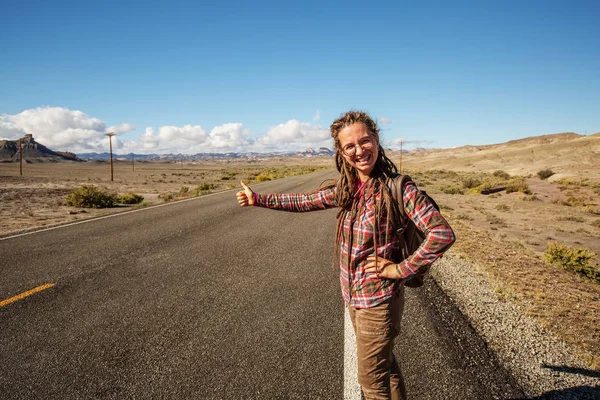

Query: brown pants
left=348, top=287, right=406, bottom=400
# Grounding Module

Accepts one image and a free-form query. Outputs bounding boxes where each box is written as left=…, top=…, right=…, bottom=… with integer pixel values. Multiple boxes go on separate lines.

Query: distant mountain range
left=77, top=147, right=335, bottom=161
left=0, top=135, right=336, bottom=162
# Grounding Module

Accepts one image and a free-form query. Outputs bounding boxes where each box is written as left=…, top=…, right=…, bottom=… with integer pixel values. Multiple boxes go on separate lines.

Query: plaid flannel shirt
left=253, top=179, right=455, bottom=308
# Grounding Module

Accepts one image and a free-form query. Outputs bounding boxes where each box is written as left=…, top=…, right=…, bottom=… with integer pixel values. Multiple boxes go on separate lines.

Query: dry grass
left=406, top=163, right=600, bottom=370
left=0, top=158, right=333, bottom=236
left=447, top=217, right=600, bottom=370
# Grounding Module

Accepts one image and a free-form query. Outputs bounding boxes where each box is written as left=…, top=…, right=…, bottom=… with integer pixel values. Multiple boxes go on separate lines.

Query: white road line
left=344, top=307, right=361, bottom=399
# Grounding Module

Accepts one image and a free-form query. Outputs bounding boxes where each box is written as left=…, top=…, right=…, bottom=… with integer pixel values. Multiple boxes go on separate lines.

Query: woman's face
left=338, top=122, right=379, bottom=182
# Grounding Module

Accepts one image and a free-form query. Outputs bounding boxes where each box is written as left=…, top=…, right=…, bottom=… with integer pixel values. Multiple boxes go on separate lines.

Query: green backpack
left=387, top=174, right=441, bottom=288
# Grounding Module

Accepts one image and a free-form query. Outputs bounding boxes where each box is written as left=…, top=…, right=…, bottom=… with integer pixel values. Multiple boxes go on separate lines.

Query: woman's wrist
left=395, top=263, right=404, bottom=279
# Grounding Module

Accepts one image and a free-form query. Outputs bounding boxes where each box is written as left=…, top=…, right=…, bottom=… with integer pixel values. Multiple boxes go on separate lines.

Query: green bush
left=221, top=171, right=237, bottom=180
left=493, top=170, right=511, bottom=179
left=462, top=177, right=482, bottom=189
left=118, top=192, right=144, bottom=204
left=191, top=182, right=215, bottom=196
left=506, top=178, right=531, bottom=194
left=178, top=186, right=190, bottom=197
left=160, top=192, right=174, bottom=202
left=439, top=186, right=464, bottom=195
left=256, top=172, right=274, bottom=182
left=543, top=241, right=599, bottom=283
left=537, top=169, right=555, bottom=180
left=558, top=215, right=585, bottom=222
left=66, top=185, right=117, bottom=208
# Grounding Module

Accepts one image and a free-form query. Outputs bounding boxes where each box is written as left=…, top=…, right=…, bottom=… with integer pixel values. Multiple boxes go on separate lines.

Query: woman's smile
left=338, top=122, right=379, bottom=181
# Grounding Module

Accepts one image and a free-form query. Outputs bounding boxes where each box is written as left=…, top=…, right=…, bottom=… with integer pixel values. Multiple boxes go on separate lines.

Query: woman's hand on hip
left=236, top=180, right=255, bottom=206
left=364, top=256, right=401, bottom=279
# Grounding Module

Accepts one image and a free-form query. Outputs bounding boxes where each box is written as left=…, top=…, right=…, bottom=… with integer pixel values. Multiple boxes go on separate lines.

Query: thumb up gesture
left=236, top=180, right=255, bottom=207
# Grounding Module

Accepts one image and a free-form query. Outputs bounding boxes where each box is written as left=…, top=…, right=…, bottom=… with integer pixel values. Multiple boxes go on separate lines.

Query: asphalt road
left=0, top=170, right=525, bottom=399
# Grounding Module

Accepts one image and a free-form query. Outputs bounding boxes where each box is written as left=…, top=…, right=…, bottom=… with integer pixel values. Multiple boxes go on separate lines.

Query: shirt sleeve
left=253, top=185, right=337, bottom=212
left=395, top=180, right=456, bottom=279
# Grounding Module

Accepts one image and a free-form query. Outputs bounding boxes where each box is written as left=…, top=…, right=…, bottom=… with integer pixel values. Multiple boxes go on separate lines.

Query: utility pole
left=131, top=153, right=135, bottom=171
left=19, top=138, right=23, bottom=176
left=399, top=139, right=403, bottom=174
left=105, top=132, right=115, bottom=181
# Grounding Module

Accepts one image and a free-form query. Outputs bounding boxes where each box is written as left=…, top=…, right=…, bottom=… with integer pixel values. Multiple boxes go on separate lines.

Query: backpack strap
left=387, top=173, right=412, bottom=234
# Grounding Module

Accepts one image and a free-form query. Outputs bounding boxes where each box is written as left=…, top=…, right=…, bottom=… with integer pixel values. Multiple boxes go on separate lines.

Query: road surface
left=0, top=170, right=524, bottom=399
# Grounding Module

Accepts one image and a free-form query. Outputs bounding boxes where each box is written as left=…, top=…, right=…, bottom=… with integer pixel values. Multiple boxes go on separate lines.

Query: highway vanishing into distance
left=1, top=170, right=525, bottom=399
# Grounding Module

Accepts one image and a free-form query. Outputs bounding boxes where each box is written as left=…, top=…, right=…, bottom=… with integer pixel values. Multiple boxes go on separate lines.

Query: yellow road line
left=0, top=283, right=55, bottom=307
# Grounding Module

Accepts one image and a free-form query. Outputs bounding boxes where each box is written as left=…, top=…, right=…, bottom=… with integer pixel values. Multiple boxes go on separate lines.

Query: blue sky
left=1, top=0, right=598, bottom=154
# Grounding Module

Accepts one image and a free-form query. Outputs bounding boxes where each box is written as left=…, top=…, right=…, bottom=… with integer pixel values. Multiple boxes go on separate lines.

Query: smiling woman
left=237, top=110, right=456, bottom=399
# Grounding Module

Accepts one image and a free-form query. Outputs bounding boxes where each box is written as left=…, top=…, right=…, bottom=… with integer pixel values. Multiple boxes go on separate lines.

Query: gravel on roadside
left=431, top=254, right=600, bottom=399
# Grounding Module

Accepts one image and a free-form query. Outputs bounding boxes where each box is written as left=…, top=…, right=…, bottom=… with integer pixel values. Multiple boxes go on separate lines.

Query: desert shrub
left=255, top=173, right=273, bottom=182
left=66, top=185, right=117, bottom=208
left=591, top=219, right=600, bottom=228
left=439, top=186, right=464, bottom=195
left=537, top=169, right=555, bottom=180
left=178, top=186, right=190, bottom=197
left=594, top=187, right=600, bottom=195
left=583, top=205, right=600, bottom=215
left=462, top=177, right=482, bottom=189
left=425, top=169, right=459, bottom=180
left=564, top=196, right=586, bottom=207
left=191, top=182, right=215, bottom=196
left=456, top=213, right=473, bottom=220
left=159, top=192, right=174, bottom=202
left=522, top=194, right=540, bottom=201
left=118, top=192, right=144, bottom=204
left=486, top=213, right=506, bottom=226
left=495, top=204, right=510, bottom=211
left=558, top=216, right=585, bottom=222
left=493, top=170, right=511, bottom=179
left=196, top=182, right=215, bottom=191
left=221, top=171, right=237, bottom=180
left=505, top=178, right=531, bottom=194
left=543, top=241, right=599, bottom=283
left=558, top=178, right=590, bottom=187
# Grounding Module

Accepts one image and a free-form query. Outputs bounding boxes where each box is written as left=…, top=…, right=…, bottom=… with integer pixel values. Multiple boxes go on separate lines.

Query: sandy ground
left=0, top=158, right=333, bottom=236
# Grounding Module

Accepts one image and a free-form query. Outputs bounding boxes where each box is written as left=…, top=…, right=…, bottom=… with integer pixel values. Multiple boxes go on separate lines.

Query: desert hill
left=402, top=132, right=600, bottom=182
left=0, top=134, right=81, bottom=162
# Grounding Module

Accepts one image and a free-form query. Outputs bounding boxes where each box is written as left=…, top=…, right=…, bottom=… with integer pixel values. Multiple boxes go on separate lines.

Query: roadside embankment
left=432, top=254, right=600, bottom=399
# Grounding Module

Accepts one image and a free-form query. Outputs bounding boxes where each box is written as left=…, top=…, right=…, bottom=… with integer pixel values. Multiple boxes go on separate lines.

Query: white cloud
left=313, top=110, right=321, bottom=121
left=256, top=119, right=330, bottom=150
left=209, top=123, right=251, bottom=149
left=379, top=117, right=392, bottom=124
left=0, top=118, right=25, bottom=138
left=1, top=106, right=333, bottom=154
left=120, top=123, right=252, bottom=154
left=107, top=123, right=136, bottom=135
left=0, top=106, right=132, bottom=153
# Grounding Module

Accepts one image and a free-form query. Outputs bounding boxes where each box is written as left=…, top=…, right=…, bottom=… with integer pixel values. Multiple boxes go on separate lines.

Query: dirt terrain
left=1, top=132, right=599, bottom=369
